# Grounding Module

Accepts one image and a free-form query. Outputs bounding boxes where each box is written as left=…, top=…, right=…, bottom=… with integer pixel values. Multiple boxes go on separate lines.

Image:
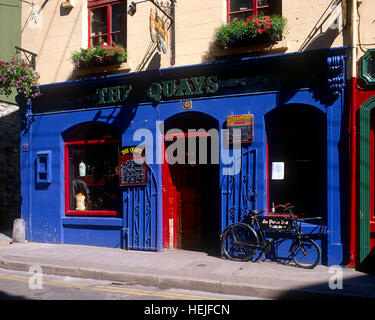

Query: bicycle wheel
left=291, top=239, right=321, bottom=269
left=221, top=223, right=259, bottom=262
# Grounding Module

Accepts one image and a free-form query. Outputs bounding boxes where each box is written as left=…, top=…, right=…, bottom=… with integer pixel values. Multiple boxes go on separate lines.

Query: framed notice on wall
left=226, top=114, right=254, bottom=144
left=118, top=146, right=148, bottom=186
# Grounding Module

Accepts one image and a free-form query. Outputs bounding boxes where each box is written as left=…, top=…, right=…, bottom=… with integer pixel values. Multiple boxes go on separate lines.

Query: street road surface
left=0, top=267, right=260, bottom=301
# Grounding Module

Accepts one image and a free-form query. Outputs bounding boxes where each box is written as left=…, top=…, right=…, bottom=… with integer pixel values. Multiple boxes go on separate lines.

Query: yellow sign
left=149, top=8, right=168, bottom=54
left=226, top=114, right=253, bottom=124
left=226, top=114, right=254, bottom=144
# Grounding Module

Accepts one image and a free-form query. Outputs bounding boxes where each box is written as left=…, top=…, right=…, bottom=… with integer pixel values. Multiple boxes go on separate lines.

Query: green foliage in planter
left=215, top=14, right=287, bottom=49
left=72, top=43, right=127, bottom=69
left=0, top=56, right=40, bottom=99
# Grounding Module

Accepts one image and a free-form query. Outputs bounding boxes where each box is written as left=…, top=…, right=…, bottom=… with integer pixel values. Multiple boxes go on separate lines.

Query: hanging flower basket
left=214, top=14, right=287, bottom=49
left=0, top=56, right=40, bottom=99
left=72, top=43, right=127, bottom=69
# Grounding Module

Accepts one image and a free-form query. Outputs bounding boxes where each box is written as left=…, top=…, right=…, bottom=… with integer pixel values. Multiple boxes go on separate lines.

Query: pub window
left=88, top=0, right=127, bottom=48
left=227, top=0, right=282, bottom=21
left=63, top=123, right=122, bottom=216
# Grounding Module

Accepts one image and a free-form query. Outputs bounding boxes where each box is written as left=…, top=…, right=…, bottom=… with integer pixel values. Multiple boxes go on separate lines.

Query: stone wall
left=0, top=101, right=21, bottom=231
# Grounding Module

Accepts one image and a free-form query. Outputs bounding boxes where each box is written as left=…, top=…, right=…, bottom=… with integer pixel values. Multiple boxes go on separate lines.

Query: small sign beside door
left=226, top=114, right=254, bottom=144
left=118, top=146, right=148, bottom=186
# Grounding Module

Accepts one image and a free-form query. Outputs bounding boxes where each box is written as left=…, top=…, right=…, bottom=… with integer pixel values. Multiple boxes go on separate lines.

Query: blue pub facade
left=21, top=47, right=348, bottom=266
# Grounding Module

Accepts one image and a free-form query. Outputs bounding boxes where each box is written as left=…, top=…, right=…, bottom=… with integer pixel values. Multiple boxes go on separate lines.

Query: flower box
left=214, top=14, right=287, bottom=50
left=73, top=61, right=131, bottom=78
left=214, top=39, right=289, bottom=59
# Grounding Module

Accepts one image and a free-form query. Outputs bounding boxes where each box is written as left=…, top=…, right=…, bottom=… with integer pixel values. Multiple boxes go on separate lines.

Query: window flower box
left=71, top=43, right=129, bottom=77
left=73, top=61, right=131, bottom=78
left=214, top=14, right=287, bottom=49
left=72, top=43, right=127, bottom=69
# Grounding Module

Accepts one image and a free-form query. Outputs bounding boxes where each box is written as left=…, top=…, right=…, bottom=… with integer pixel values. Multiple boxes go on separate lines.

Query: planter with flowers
left=0, top=56, right=40, bottom=99
left=213, top=14, right=287, bottom=57
left=71, top=43, right=130, bottom=77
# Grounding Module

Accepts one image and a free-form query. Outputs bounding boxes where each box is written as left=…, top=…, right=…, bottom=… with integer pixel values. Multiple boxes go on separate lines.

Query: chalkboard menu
left=119, top=146, right=148, bottom=186
left=226, top=114, right=254, bottom=144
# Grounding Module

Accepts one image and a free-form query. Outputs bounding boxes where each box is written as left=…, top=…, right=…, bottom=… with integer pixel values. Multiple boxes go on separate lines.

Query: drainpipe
left=351, top=0, right=358, bottom=79
left=349, top=0, right=358, bottom=267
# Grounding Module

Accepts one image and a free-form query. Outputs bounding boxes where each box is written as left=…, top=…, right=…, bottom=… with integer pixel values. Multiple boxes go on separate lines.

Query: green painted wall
left=0, top=0, right=21, bottom=103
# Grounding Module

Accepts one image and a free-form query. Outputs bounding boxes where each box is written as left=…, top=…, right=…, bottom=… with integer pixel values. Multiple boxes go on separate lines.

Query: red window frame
left=227, top=0, right=271, bottom=21
left=88, top=0, right=125, bottom=48
left=64, top=138, right=121, bottom=217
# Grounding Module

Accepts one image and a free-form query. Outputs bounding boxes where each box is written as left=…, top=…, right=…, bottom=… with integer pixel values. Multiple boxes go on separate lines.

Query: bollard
left=12, top=218, right=26, bottom=243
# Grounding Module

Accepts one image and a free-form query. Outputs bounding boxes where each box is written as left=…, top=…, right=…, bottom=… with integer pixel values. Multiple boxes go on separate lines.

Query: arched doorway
left=162, top=112, right=220, bottom=254
left=265, top=104, right=327, bottom=219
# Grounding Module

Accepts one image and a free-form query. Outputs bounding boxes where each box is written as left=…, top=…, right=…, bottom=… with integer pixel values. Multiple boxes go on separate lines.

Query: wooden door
left=162, top=134, right=202, bottom=250
left=175, top=164, right=201, bottom=250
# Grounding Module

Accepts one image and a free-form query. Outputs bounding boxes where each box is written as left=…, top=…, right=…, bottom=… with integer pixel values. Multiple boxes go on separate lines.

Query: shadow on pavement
left=0, top=290, right=29, bottom=300
left=277, top=272, right=375, bottom=300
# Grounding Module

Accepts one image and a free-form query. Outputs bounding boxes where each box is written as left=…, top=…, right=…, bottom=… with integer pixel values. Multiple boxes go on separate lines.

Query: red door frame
left=162, top=131, right=211, bottom=249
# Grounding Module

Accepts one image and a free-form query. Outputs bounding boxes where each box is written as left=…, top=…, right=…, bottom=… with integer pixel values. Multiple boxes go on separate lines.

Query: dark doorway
left=162, top=112, right=220, bottom=254
left=265, top=105, right=326, bottom=219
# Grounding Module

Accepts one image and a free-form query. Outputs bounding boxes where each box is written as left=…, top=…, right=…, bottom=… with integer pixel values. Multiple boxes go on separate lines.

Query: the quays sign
left=95, top=75, right=219, bottom=105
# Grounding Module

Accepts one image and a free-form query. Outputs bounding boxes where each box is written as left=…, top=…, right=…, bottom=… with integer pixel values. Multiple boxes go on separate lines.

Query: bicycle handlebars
left=273, top=203, right=294, bottom=211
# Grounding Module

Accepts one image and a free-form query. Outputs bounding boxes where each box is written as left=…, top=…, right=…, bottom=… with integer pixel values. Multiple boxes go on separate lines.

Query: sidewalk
left=0, top=240, right=374, bottom=300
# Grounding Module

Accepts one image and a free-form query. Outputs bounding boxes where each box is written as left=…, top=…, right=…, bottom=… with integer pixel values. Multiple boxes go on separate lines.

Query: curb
left=0, top=257, right=366, bottom=300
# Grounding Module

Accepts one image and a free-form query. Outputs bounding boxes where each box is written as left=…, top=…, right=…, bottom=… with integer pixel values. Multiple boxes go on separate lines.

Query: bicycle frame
left=220, top=203, right=324, bottom=266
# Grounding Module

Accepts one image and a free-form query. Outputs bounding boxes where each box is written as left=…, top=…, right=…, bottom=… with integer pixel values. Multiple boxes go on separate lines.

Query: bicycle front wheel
left=291, top=239, right=321, bottom=269
left=221, top=223, right=259, bottom=262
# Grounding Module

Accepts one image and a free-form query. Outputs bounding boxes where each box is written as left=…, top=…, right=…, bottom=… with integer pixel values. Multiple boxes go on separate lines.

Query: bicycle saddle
left=250, top=210, right=265, bottom=215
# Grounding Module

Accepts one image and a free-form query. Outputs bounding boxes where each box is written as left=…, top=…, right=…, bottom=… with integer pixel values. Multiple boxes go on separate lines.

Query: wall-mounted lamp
left=127, top=1, right=137, bottom=16
left=127, top=0, right=174, bottom=23
left=61, top=0, right=73, bottom=9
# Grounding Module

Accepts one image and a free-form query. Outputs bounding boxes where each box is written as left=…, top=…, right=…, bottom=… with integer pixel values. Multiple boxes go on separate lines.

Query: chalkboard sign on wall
left=119, top=146, right=148, bottom=186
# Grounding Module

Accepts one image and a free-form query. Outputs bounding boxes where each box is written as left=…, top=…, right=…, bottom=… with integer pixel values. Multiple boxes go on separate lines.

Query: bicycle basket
left=258, top=216, right=293, bottom=231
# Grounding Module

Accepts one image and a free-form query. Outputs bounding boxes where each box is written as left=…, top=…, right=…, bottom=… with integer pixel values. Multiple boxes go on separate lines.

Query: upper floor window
left=88, top=0, right=127, bottom=48
left=227, top=0, right=281, bottom=21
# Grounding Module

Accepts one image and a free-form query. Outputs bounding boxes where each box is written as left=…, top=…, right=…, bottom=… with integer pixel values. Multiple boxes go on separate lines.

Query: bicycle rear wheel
left=291, top=239, right=321, bottom=269
left=221, top=223, right=259, bottom=262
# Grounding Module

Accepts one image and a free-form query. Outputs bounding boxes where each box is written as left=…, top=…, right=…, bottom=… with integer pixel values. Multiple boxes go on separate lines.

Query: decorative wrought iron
left=125, top=165, right=159, bottom=251
left=15, top=46, right=37, bottom=70
left=221, top=147, right=257, bottom=228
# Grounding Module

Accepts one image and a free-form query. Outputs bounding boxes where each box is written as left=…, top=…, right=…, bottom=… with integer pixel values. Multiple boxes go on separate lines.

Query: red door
left=162, top=135, right=202, bottom=250
left=174, top=164, right=201, bottom=250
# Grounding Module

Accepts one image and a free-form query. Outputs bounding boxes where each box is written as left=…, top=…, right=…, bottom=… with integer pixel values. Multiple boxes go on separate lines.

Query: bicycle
left=220, top=203, right=323, bottom=269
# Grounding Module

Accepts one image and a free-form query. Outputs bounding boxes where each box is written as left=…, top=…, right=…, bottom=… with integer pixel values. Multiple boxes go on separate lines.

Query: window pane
left=91, top=36, right=105, bottom=47
left=69, top=143, right=122, bottom=212
left=229, top=11, right=253, bottom=21
left=258, top=7, right=273, bottom=16
left=91, top=6, right=108, bottom=38
left=111, top=32, right=122, bottom=45
left=111, top=2, right=126, bottom=46
left=111, top=3, right=122, bottom=32
left=257, top=0, right=270, bottom=7
left=230, top=0, right=253, bottom=12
